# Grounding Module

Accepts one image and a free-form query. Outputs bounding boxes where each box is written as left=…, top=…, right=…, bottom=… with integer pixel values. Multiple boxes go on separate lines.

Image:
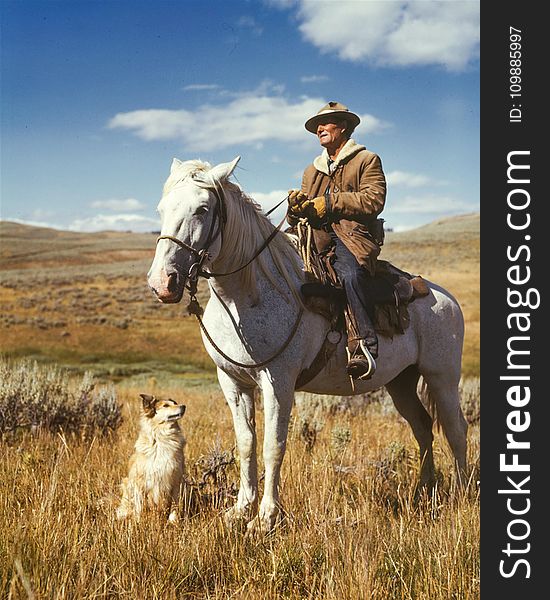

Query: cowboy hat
left=304, top=101, right=361, bottom=134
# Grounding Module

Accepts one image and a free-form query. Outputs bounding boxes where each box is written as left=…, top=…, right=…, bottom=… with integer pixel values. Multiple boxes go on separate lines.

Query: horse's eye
left=195, top=206, right=208, bottom=216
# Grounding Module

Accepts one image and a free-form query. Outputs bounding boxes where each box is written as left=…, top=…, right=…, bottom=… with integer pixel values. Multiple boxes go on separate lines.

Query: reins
left=156, top=187, right=303, bottom=369
left=157, top=188, right=288, bottom=280
left=203, top=212, right=288, bottom=278
left=197, top=283, right=304, bottom=369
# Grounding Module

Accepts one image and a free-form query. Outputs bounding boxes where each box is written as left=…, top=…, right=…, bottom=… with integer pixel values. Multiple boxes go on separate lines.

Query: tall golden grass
left=1, top=217, right=480, bottom=598
left=2, top=383, right=479, bottom=599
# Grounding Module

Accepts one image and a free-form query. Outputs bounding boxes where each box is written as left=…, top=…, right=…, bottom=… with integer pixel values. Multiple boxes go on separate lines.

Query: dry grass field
left=0, top=214, right=479, bottom=379
left=0, top=215, right=480, bottom=599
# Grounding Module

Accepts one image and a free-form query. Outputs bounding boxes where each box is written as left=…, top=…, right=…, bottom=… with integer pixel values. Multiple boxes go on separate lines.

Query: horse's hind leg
left=421, top=372, right=468, bottom=486
left=386, top=364, right=436, bottom=490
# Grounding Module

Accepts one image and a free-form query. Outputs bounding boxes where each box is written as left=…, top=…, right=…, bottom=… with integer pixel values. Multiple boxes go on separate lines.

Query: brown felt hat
left=304, top=101, right=361, bottom=134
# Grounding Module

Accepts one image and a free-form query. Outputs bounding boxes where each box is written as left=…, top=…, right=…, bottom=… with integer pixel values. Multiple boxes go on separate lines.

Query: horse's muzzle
left=148, top=270, right=186, bottom=304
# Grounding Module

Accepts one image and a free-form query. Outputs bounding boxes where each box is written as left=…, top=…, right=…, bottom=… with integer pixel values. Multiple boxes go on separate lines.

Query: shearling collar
left=312, top=139, right=366, bottom=175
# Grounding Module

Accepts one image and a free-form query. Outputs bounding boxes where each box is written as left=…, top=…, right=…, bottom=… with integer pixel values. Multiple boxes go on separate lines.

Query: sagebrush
left=0, top=357, right=122, bottom=436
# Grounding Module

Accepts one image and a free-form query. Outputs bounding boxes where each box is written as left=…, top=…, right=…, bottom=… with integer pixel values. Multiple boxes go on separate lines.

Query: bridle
left=156, top=184, right=288, bottom=293
left=155, top=184, right=302, bottom=369
left=156, top=183, right=226, bottom=291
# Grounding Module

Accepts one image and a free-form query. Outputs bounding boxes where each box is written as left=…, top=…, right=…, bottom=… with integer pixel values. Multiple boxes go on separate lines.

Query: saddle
left=295, top=260, right=428, bottom=390
left=300, top=260, right=430, bottom=338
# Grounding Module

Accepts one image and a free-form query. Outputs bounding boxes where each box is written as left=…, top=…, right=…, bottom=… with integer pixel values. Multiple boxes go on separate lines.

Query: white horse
left=147, top=157, right=468, bottom=532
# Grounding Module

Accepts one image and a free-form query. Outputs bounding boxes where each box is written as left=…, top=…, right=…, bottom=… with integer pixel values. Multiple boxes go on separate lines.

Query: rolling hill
left=0, top=213, right=479, bottom=379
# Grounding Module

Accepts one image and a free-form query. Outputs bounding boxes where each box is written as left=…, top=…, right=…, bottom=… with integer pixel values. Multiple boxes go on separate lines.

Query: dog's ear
left=140, top=394, right=156, bottom=417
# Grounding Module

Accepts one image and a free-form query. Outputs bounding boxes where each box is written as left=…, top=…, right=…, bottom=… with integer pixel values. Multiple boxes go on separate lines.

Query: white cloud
left=90, top=198, right=145, bottom=211
left=108, top=93, right=390, bottom=152
left=389, top=194, right=475, bottom=214
left=237, top=15, right=263, bottom=36
left=240, top=187, right=476, bottom=232
left=30, top=208, right=56, bottom=220
left=300, top=75, right=329, bottom=84
left=293, top=0, right=479, bottom=71
left=4, top=212, right=159, bottom=233
left=5, top=217, right=66, bottom=231
left=391, top=223, right=419, bottom=233
left=384, top=194, right=478, bottom=231
left=183, top=84, right=221, bottom=91
left=68, top=213, right=159, bottom=233
left=230, top=80, right=286, bottom=98
left=264, top=0, right=297, bottom=7
left=249, top=189, right=290, bottom=224
left=386, top=170, right=440, bottom=188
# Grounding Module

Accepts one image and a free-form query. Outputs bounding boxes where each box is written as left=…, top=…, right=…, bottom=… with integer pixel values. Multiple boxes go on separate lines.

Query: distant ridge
left=413, top=212, right=479, bottom=232
left=0, top=220, right=158, bottom=239
left=1, top=212, right=480, bottom=238
left=386, top=212, right=479, bottom=244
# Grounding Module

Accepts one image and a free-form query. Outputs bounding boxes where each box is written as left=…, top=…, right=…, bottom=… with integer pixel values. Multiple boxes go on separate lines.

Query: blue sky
left=1, top=0, right=479, bottom=232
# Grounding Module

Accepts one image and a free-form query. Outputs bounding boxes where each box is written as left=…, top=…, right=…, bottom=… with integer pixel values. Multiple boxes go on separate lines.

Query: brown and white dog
left=116, top=394, right=186, bottom=522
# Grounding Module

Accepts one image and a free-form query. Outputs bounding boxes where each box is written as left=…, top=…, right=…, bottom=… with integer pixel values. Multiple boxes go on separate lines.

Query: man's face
left=316, top=120, right=347, bottom=149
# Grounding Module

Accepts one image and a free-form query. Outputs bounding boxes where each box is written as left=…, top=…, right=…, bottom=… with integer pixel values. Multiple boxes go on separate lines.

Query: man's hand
left=302, top=196, right=326, bottom=221
left=287, top=192, right=328, bottom=227
left=287, top=189, right=309, bottom=216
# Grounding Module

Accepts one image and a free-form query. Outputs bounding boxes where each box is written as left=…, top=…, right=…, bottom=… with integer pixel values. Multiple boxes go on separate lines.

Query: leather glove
left=287, top=189, right=309, bottom=216
left=301, top=196, right=327, bottom=221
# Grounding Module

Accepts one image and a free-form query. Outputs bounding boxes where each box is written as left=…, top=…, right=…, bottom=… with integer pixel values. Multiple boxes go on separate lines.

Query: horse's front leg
left=217, top=369, right=259, bottom=528
left=248, top=376, right=294, bottom=534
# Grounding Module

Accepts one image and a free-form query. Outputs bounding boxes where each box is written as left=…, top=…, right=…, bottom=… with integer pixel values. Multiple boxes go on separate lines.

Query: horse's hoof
left=245, top=515, right=271, bottom=537
left=224, top=506, right=251, bottom=532
left=246, top=509, right=283, bottom=537
left=413, top=478, right=438, bottom=507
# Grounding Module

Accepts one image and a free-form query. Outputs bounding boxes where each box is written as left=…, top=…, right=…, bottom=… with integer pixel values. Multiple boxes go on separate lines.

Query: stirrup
left=356, top=340, right=377, bottom=380
left=359, top=340, right=376, bottom=379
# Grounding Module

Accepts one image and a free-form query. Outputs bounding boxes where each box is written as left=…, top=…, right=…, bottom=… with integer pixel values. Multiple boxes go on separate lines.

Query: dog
left=116, top=393, right=186, bottom=522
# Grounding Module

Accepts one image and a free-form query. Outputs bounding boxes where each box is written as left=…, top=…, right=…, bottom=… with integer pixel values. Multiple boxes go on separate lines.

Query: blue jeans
left=330, top=233, right=378, bottom=357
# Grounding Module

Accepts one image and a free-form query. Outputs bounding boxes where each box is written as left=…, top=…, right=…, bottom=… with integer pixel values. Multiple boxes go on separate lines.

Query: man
left=288, top=101, right=387, bottom=380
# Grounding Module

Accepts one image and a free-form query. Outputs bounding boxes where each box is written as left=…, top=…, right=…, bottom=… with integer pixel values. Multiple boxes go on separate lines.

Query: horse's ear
left=170, top=158, right=183, bottom=173
left=210, top=156, right=241, bottom=182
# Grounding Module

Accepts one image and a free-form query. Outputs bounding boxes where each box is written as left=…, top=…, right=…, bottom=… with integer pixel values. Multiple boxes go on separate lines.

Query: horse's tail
left=419, top=376, right=441, bottom=431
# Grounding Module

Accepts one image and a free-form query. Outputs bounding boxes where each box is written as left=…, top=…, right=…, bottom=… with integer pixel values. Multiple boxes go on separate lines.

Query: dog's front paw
left=167, top=510, right=179, bottom=524
left=116, top=507, right=129, bottom=520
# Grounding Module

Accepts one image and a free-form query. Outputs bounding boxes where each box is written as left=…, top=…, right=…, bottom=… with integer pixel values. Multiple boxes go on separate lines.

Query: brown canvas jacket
left=299, top=139, right=387, bottom=274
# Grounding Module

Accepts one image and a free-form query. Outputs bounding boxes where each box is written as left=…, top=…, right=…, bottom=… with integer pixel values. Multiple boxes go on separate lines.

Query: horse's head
left=147, top=156, right=240, bottom=303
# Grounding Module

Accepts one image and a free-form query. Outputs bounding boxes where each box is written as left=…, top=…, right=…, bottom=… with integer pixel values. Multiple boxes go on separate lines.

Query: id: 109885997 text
left=509, top=26, right=523, bottom=123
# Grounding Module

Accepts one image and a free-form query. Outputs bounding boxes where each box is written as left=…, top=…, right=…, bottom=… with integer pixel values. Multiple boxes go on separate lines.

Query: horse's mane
left=163, top=159, right=212, bottom=195
left=165, top=160, right=304, bottom=304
